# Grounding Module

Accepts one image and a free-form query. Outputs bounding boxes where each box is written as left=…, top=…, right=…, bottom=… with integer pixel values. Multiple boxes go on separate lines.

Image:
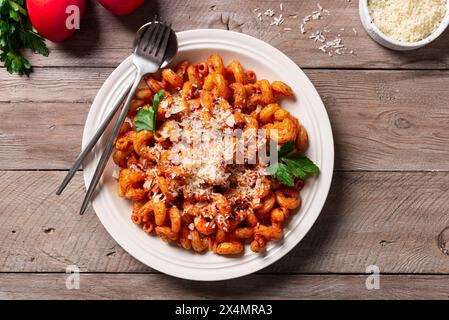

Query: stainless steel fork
left=79, top=18, right=173, bottom=215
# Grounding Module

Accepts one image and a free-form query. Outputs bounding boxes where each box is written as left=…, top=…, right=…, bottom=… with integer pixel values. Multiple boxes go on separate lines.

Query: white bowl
left=83, top=29, right=334, bottom=281
left=359, top=0, right=449, bottom=51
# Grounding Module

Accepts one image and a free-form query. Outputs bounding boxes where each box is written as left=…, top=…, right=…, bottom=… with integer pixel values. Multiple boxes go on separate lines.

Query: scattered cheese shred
left=300, top=4, right=354, bottom=56
left=368, top=0, right=447, bottom=42
left=252, top=2, right=356, bottom=56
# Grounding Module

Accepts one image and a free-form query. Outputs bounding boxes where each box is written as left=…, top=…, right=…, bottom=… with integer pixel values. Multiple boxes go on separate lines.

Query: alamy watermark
left=365, top=265, right=380, bottom=290
left=65, top=5, right=81, bottom=30
left=65, top=265, right=80, bottom=290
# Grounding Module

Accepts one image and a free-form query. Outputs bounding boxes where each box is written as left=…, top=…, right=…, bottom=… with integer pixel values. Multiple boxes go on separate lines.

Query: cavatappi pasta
left=113, top=54, right=310, bottom=255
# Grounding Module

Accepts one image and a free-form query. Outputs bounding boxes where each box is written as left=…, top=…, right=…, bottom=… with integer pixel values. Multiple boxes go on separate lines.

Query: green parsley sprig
left=0, top=0, right=49, bottom=76
left=135, top=89, right=165, bottom=132
left=267, top=140, right=320, bottom=187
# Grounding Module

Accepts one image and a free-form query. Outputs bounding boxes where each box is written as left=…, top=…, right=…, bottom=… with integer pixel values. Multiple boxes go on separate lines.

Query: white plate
left=83, top=29, right=334, bottom=281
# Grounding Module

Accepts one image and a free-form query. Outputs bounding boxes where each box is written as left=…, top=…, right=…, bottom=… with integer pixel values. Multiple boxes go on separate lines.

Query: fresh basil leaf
left=282, top=158, right=307, bottom=180
left=283, top=155, right=319, bottom=180
left=278, top=140, right=295, bottom=157
left=135, top=90, right=165, bottom=132
left=289, top=155, right=320, bottom=174
left=274, top=163, right=294, bottom=187
left=265, top=162, right=279, bottom=176
left=153, top=89, right=165, bottom=109
left=135, top=107, right=155, bottom=132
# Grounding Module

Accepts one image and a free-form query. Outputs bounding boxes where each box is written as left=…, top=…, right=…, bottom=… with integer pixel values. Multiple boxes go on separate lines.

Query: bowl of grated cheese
left=360, top=0, right=449, bottom=50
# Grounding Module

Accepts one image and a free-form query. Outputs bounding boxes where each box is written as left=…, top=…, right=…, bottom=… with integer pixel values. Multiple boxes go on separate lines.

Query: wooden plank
left=0, top=103, right=86, bottom=170
left=1, top=69, right=449, bottom=170
left=1, top=171, right=449, bottom=274
left=308, top=69, right=449, bottom=171
left=1, top=273, right=448, bottom=299
left=0, top=69, right=111, bottom=103
left=8, top=0, right=449, bottom=70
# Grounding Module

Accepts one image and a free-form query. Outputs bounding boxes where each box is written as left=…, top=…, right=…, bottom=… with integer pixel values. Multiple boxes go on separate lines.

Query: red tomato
left=97, top=0, right=144, bottom=16
left=27, top=0, right=86, bottom=42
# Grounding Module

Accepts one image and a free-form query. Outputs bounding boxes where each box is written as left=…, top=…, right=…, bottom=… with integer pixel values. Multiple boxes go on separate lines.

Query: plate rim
left=82, top=29, right=334, bottom=281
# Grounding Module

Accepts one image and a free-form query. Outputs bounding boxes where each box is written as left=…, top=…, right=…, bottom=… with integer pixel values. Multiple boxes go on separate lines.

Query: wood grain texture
left=1, top=69, right=449, bottom=170
left=9, top=0, right=449, bottom=70
left=1, top=171, right=449, bottom=274
left=0, top=103, right=85, bottom=170
left=1, top=273, right=448, bottom=300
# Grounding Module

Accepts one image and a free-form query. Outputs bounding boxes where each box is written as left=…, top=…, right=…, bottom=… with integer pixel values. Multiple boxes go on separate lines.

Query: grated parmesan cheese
left=368, top=0, right=447, bottom=42
left=112, top=169, right=120, bottom=180
left=143, top=179, right=153, bottom=190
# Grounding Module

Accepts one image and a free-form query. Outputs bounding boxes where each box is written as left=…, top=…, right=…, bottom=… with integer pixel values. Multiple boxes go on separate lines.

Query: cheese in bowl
left=368, top=0, right=447, bottom=43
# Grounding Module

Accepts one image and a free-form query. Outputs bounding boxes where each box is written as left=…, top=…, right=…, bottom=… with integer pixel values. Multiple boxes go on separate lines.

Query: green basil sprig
left=267, top=140, right=319, bottom=187
left=0, top=0, right=49, bottom=76
left=135, top=89, right=165, bottom=132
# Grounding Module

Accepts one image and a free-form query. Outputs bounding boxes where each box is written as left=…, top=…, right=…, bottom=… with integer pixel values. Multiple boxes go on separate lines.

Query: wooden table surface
left=1, top=0, right=449, bottom=300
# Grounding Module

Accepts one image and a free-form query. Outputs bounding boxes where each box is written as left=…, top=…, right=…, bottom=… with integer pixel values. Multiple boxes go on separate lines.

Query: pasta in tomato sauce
left=113, top=55, right=313, bottom=255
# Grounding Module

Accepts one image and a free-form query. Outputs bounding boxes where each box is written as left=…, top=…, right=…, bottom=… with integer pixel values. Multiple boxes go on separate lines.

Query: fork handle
left=56, top=80, right=133, bottom=196
left=79, top=70, right=143, bottom=215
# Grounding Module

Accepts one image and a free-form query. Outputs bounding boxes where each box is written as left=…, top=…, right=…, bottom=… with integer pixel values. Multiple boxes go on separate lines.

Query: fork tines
left=138, top=18, right=172, bottom=60
left=140, top=15, right=158, bottom=52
